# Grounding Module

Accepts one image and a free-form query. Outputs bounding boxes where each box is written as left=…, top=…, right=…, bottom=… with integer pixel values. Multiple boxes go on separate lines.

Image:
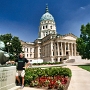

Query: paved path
left=66, top=65, right=90, bottom=90
left=17, top=61, right=90, bottom=90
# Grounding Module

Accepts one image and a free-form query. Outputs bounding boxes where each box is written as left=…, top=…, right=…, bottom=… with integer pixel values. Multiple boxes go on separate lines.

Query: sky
left=0, top=0, right=90, bottom=42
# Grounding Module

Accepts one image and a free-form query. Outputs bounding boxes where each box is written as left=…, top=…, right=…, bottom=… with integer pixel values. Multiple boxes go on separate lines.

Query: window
left=27, top=48, right=28, bottom=53
left=60, top=52, right=61, bottom=55
left=46, top=32, right=48, bottom=35
left=49, top=31, right=50, bottom=34
left=50, top=26, right=52, bottom=29
left=43, top=26, right=45, bottom=29
left=40, top=49, right=41, bottom=52
left=30, top=48, right=32, bottom=52
left=53, top=52, right=54, bottom=56
left=46, top=25, right=47, bottom=29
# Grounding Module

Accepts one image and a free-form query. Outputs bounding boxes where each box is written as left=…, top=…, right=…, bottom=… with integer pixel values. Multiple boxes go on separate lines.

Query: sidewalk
left=65, top=65, right=90, bottom=90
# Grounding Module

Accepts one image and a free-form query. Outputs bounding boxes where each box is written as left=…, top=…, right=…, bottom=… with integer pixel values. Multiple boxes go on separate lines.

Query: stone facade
left=21, top=5, right=79, bottom=62
left=21, top=41, right=34, bottom=60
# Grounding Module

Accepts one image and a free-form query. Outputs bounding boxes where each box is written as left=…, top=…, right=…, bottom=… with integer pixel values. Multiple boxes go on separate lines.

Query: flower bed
left=25, top=67, right=72, bottom=90
left=30, top=75, right=71, bottom=90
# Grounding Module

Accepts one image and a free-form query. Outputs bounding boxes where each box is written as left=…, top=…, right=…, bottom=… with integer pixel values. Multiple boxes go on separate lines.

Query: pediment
left=62, top=36, right=76, bottom=41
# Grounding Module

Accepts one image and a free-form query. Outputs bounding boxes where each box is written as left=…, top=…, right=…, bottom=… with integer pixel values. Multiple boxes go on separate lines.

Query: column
left=47, top=45, right=48, bottom=56
left=65, top=42, right=66, bottom=56
left=54, top=43, right=56, bottom=56
left=68, top=43, right=70, bottom=56
left=58, top=57, right=60, bottom=62
left=74, top=43, right=76, bottom=56
left=57, top=42, right=60, bottom=56
left=43, top=46, right=45, bottom=58
left=46, top=45, right=47, bottom=57
left=61, top=42, right=63, bottom=56
left=71, top=43, right=73, bottom=56
left=51, top=41, right=53, bottom=56
left=44, top=45, right=46, bottom=57
left=38, top=46, right=39, bottom=58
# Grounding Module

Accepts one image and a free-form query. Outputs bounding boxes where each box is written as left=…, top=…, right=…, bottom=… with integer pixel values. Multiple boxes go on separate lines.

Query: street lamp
left=7, top=42, right=12, bottom=53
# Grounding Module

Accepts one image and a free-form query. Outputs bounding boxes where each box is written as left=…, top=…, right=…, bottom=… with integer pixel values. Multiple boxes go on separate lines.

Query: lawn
left=78, top=65, right=90, bottom=72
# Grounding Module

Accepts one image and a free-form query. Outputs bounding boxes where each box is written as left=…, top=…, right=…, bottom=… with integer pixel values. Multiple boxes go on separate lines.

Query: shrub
left=25, top=67, right=72, bottom=88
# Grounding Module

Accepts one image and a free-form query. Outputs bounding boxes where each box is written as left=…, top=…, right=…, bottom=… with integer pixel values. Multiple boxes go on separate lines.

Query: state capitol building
left=21, top=5, right=80, bottom=63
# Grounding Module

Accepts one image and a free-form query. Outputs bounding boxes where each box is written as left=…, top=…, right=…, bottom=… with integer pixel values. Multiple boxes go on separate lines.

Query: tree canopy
left=76, top=23, right=90, bottom=59
left=0, top=33, right=23, bottom=60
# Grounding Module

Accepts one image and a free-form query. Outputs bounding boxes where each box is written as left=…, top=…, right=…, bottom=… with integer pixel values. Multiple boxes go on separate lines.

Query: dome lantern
left=45, top=4, right=49, bottom=13
left=40, top=4, right=54, bottom=21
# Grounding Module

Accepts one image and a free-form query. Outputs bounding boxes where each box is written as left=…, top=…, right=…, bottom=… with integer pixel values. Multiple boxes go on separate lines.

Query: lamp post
left=7, top=42, right=12, bottom=53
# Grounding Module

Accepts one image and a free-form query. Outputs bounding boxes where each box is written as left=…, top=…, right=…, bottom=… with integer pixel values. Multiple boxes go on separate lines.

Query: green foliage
left=25, top=67, right=72, bottom=86
left=0, top=33, right=22, bottom=60
left=76, top=23, right=90, bottom=59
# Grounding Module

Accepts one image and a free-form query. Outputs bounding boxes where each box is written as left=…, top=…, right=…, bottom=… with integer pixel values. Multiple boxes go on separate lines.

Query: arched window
left=43, top=26, right=45, bottom=29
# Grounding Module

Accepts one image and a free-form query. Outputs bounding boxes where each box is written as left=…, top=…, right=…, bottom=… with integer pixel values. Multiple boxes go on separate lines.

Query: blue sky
left=0, top=0, right=90, bottom=42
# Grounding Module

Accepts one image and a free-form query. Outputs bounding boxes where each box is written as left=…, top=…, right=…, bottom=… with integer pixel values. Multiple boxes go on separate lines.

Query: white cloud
left=80, top=7, right=85, bottom=10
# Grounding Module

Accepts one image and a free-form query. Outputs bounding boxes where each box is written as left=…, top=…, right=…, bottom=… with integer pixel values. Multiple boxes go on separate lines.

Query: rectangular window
left=30, top=54, right=32, bottom=57
left=27, top=48, right=28, bottom=53
left=30, top=48, right=32, bottom=52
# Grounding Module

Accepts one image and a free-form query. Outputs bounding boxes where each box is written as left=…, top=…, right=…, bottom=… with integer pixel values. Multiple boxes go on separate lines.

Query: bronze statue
left=0, top=41, right=9, bottom=64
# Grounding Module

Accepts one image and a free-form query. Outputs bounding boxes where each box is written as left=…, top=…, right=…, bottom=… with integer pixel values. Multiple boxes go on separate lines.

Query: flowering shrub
left=25, top=67, right=72, bottom=90
left=30, top=75, right=68, bottom=90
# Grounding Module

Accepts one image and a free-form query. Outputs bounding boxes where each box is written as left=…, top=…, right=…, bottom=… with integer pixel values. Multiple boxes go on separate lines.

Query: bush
left=25, top=67, right=72, bottom=87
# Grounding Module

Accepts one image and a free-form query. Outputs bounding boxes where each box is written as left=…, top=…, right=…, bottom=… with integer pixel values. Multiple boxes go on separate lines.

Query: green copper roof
left=40, top=5, right=54, bottom=21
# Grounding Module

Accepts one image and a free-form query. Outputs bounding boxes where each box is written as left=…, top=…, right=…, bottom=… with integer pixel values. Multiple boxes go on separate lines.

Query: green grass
left=78, top=65, right=90, bottom=72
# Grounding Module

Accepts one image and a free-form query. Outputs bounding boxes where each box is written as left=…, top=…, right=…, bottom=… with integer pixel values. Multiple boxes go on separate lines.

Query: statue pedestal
left=0, top=66, right=16, bottom=90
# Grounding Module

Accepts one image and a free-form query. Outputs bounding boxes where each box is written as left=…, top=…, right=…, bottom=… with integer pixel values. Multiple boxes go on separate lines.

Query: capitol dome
left=40, top=5, right=54, bottom=21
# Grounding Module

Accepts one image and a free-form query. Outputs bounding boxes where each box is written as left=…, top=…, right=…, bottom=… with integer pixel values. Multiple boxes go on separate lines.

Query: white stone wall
left=0, top=66, right=16, bottom=90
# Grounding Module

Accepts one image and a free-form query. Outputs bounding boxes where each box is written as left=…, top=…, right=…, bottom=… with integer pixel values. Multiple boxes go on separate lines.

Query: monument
left=0, top=41, right=18, bottom=90
left=0, top=41, right=9, bottom=65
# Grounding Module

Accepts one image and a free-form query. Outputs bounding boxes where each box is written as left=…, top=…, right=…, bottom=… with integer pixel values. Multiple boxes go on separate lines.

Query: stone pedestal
left=0, top=66, right=16, bottom=90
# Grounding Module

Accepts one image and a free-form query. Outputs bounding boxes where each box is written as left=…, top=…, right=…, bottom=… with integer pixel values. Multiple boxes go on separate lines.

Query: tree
left=0, top=33, right=23, bottom=60
left=76, top=23, right=90, bottom=59
left=11, top=36, right=22, bottom=55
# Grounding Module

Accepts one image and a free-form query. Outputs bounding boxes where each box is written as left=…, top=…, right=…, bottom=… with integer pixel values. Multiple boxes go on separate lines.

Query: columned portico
left=52, top=41, right=77, bottom=61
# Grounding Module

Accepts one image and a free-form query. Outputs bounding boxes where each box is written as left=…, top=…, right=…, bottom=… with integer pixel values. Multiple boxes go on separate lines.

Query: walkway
left=66, top=65, right=90, bottom=90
